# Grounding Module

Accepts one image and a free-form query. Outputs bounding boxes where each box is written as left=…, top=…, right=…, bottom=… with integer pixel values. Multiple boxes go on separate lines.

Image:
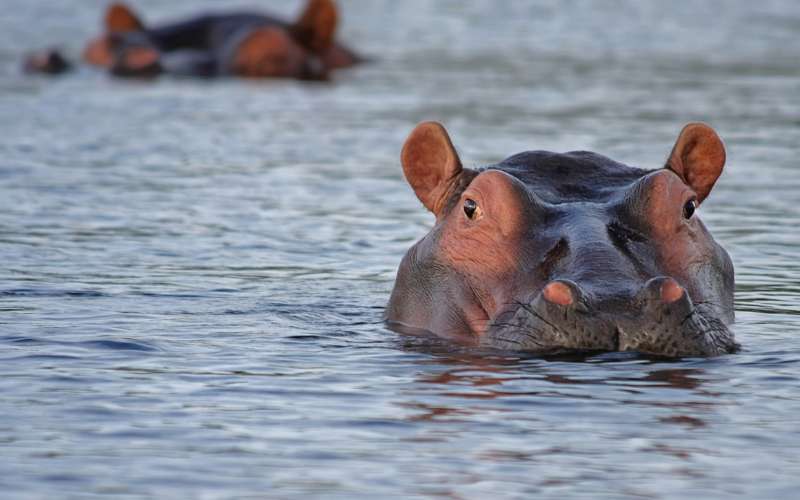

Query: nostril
left=660, top=278, right=685, bottom=304
left=543, top=281, right=574, bottom=306
left=638, top=276, right=694, bottom=316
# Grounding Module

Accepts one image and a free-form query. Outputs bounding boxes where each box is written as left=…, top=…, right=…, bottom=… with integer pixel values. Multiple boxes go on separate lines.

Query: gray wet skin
left=386, top=122, right=737, bottom=357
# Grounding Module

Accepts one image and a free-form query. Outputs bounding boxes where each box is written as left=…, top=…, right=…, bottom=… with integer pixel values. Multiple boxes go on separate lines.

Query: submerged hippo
left=387, top=122, right=737, bottom=357
left=25, top=0, right=362, bottom=80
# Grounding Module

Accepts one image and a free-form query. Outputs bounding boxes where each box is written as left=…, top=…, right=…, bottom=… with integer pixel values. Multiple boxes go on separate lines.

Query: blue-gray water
left=2, top=1, right=800, bottom=498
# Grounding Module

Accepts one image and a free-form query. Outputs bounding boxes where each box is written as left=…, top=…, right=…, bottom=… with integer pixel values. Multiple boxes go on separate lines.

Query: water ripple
left=1, top=0, right=799, bottom=498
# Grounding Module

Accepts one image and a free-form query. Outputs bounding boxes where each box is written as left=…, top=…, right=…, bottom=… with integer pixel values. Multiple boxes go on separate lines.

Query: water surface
left=1, top=0, right=800, bottom=497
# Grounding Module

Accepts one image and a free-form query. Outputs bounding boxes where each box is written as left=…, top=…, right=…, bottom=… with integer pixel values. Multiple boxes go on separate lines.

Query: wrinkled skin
left=27, top=0, right=362, bottom=80
left=386, top=122, right=737, bottom=357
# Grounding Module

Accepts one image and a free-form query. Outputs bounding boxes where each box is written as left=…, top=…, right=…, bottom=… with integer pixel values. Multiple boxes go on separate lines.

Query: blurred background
left=1, top=1, right=799, bottom=498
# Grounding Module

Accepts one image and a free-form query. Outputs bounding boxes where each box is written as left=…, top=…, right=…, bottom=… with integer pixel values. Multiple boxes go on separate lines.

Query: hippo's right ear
left=401, top=122, right=466, bottom=215
left=291, top=0, right=338, bottom=53
left=665, top=123, right=726, bottom=204
left=105, top=2, right=145, bottom=34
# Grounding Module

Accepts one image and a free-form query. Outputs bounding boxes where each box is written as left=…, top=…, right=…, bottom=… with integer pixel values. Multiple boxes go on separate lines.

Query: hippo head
left=79, top=3, right=162, bottom=77
left=386, top=122, right=737, bottom=357
left=83, top=3, right=146, bottom=68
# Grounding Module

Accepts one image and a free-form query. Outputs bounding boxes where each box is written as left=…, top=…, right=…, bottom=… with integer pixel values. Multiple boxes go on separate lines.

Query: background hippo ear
left=401, top=122, right=464, bottom=215
left=291, top=0, right=338, bottom=53
left=105, top=2, right=145, bottom=33
left=665, top=123, right=726, bottom=204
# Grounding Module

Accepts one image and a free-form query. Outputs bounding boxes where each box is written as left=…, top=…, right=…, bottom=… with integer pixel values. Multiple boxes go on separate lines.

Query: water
left=1, top=0, right=800, bottom=497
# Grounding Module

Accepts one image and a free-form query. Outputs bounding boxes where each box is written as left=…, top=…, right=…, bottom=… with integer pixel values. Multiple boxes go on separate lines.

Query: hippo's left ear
left=665, top=123, right=726, bottom=204
left=105, top=3, right=145, bottom=34
left=401, top=122, right=468, bottom=216
left=291, top=0, right=338, bottom=53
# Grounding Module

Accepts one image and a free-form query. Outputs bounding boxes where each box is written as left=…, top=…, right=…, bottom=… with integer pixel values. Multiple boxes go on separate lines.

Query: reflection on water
left=390, top=349, right=738, bottom=496
left=1, top=0, right=800, bottom=498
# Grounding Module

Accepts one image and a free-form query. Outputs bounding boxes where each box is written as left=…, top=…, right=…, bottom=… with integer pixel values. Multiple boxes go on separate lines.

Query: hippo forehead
left=483, top=150, right=651, bottom=204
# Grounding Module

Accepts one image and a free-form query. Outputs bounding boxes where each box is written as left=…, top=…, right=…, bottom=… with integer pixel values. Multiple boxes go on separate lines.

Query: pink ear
left=105, top=3, right=145, bottom=33
left=665, top=123, right=726, bottom=204
left=401, top=122, right=464, bottom=215
left=291, top=0, right=338, bottom=53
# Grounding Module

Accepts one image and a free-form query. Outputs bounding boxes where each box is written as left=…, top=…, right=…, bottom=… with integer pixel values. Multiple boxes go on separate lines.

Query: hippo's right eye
left=683, top=199, right=697, bottom=220
left=463, top=198, right=480, bottom=220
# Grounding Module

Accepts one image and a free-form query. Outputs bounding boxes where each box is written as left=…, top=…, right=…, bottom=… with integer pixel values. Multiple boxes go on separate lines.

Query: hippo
left=22, top=49, right=71, bottom=75
left=24, top=0, right=362, bottom=80
left=386, top=122, right=738, bottom=357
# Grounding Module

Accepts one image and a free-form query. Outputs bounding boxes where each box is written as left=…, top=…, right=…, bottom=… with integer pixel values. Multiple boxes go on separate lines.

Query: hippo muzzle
left=486, top=277, right=737, bottom=357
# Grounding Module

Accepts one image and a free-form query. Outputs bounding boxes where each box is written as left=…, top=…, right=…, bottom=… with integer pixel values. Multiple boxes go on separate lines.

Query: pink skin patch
left=232, top=27, right=307, bottom=78
left=83, top=36, right=113, bottom=67
left=660, top=278, right=685, bottom=304
left=122, top=47, right=159, bottom=70
left=543, top=281, right=574, bottom=306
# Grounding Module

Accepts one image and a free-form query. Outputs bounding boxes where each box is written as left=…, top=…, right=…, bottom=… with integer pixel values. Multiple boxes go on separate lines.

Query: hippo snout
left=486, top=276, right=737, bottom=357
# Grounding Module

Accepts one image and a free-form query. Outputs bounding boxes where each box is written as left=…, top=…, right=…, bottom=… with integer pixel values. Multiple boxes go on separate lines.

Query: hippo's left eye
left=683, top=199, right=697, bottom=220
left=463, top=198, right=482, bottom=220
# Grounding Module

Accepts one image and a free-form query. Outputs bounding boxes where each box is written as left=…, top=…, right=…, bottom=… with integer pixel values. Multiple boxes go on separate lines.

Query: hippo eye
left=463, top=198, right=479, bottom=220
left=683, top=199, right=697, bottom=219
